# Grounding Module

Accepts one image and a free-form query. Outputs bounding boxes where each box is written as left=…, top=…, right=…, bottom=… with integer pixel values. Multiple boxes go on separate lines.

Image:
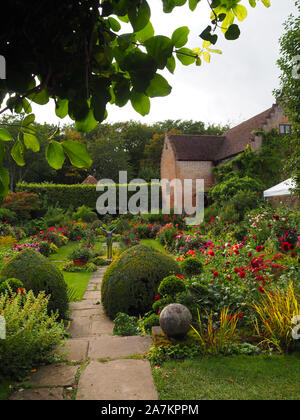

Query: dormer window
left=279, top=124, right=292, bottom=134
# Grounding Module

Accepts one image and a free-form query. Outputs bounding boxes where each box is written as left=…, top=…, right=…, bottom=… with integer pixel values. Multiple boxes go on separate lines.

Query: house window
left=279, top=124, right=292, bottom=134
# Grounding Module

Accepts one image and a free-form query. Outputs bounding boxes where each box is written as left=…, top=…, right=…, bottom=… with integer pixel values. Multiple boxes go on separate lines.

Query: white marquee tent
left=263, top=178, right=296, bottom=198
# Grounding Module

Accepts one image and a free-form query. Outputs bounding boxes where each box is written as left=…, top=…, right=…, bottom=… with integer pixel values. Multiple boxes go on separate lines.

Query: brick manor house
left=160, top=103, right=291, bottom=208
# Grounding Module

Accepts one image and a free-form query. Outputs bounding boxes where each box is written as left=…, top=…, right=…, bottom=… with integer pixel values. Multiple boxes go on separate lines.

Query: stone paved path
left=9, top=267, right=158, bottom=400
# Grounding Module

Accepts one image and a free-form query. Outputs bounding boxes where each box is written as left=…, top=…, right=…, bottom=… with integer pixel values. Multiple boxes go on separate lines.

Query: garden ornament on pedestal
left=100, top=226, right=116, bottom=260
left=159, top=303, right=192, bottom=338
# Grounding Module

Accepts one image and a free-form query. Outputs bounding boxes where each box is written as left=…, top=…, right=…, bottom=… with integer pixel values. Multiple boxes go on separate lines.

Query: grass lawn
left=153, top=354, right=300, bottom=400
left=141, top=239, right=169, bottom=255
left=53, top=262, right=91, bottom=301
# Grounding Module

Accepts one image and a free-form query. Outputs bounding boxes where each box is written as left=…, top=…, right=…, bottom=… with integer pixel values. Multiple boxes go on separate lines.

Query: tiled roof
left=168, top=135, right=225, bottom=161
left=215, top=104, right=277, bottom=160
left=167, top=104, right=278, bottom=162
left=82, top=175, right=98, bottom=185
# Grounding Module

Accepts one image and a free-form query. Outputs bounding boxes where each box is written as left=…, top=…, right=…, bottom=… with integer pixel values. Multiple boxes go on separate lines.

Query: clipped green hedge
left=1, top=249, right=69, bottom=319
left=101, top=244, right=179, bottom=319
left=16, top=182, right=161, bottom=211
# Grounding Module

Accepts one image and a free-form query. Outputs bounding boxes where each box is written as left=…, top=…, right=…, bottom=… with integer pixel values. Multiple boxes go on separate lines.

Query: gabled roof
left=167, top=104, right=278, bottom=162
left=215, top=104, right=277, bottom=160
left=82, top=175, right=98, bottom=185
left=168, top=135, right=225, bottom=161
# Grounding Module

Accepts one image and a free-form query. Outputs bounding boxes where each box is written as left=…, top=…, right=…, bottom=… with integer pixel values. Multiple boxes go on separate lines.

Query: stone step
left=76, top=360, right=157, bottom=400
left=88, top=335, right=152, bottom=360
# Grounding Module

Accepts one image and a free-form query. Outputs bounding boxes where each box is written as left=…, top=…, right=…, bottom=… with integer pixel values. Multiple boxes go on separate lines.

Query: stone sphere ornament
left=159, top=303, right=192, bottom=338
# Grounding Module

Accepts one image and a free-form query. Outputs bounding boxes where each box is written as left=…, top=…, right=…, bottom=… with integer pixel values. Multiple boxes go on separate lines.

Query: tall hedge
left=101, top=244, right=179, bottom=319
left=16, top=182, right=161, bottom=211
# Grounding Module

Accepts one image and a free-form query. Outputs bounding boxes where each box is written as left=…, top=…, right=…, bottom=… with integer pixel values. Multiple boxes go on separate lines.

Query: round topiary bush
left=1, top=249, right=69, bottom=319
left=101, top=244, right=179, bottom=319
left=158, top=275, right=186, bottom=297
left=181, top=257, right=203, bottom=277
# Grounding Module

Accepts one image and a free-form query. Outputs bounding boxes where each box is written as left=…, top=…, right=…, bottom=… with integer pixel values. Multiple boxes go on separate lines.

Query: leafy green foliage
left=1, top=249, right=69, bottom=319
left=143, top=313, right=160, bottom=332
left=101, top=244, right=179, bottom=319
left=0, top=278, right=23, bottom=295
left=0, top=0, right=270, bottom=197
left=181, top=257, right=203, bottom=277
left=2, top=191, right=41, bottom=220
left=113, top=312, right=141, bottom=336
left=274, top=2, right=300, bottom=193
left=210, top=130, right=293, bottom=217
left=0, top=290, right=65, bottom=379
left=158, top=275, right=186, bottom=296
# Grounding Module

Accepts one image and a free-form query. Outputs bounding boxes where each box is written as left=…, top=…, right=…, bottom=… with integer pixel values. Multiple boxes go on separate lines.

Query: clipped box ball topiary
left=158, top=275, right=186, bottom=297
left=101, top=244, right=179, bottom=319
left=181, top=257, right=203, bottom=277
left=1, top=249, right=69, bottom=319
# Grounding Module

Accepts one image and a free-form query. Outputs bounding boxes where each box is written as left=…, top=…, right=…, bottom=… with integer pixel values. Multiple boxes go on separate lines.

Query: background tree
left=274, top=0, right=300, bottom=193
left=85, top=124, right=134, bottom=182
left=0, top=0, right=271, bottom=197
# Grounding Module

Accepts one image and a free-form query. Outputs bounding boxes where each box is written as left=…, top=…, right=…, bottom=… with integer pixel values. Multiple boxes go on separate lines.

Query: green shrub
left=233, top=224, right=248, bottom=242
left=85, top=262, right=98, bottom=272
left=38, top=241, right=51, bottom=257
left=219, top=204, right=240, bottom=223
left=230, top=190, right=261, bottom=219
left=61, top=261, right=97, bottom=273
left=16, top=182, right=160, bottom=211
left=91, top=219, right=102, bottom=230
left=147, top=343, right=202, bottom=365
left=157, top=224, right=178, bottom=248
left=152, top=296, right=173, bottom=314
left=69, top=245, right=93, bottom=261
left=46, top=231, right=65, bottom=247
left=181, top=257, right=203, bottom=277
left=1, top=249, right=69, bottom=319
left=43, top=205, right=67, bottom=227
left=0, top=208, right=17, bottom=224
left=90, top=256, right=109, bottom=266
left=158, top=275, right=186, bottom=297
left=72, top=205, right=98, bottom=223
left=0, top=278, right=23, bottom=295
left=113, top=312, right=140, bottom=336
left=2, top=191, right=42, bottom=220
left=204, top=203, right=218, bottom=222
left=143, top=313, right=160, bottom=332
left=101, top=244, right=179, bottom=319
left=0, top=290, right=65, bottom=379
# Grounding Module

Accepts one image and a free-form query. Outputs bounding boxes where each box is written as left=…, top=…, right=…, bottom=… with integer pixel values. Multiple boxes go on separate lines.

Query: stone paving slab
left=88, top=335, right=152, bottom=360
left=71, top=308, right=100, bottom=317
left=67, top=316, right=92, bottom=338
left=83, top=290, right=101, bottom=300
left=9, top=388, right=64, bottom=400
left=86, top=284, right=99, bottom=291
left=76, top=360, right=157, bottom=400
left=29, top=364, right=78, bottom=387
left=69, top=300, right=99, bottom=310
left=58, top=338, right=89, bottom=362
left=90, top=317, right=114, bottom=335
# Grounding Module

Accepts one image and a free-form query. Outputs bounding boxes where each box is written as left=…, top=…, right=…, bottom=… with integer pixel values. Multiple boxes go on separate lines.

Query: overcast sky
left=29, top=0, right=297, bottom=129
